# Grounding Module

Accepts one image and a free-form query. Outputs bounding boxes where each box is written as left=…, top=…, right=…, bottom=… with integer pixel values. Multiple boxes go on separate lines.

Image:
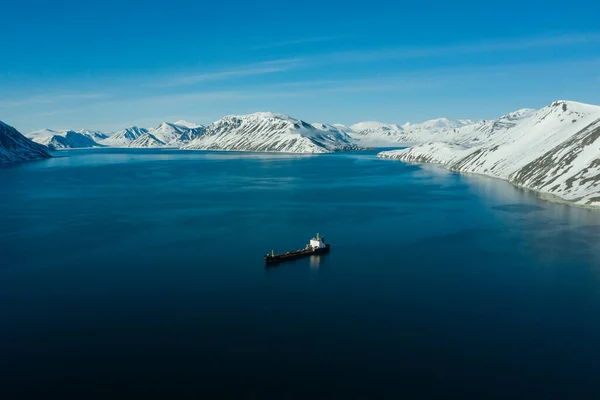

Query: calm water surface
left=2, top=148, right=600, bottom=398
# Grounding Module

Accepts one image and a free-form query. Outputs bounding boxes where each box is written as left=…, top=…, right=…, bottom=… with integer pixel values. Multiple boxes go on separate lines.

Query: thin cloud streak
left=316, top=33, right=600, bottom=64
left=95, top=74, right=469, bottom=107
left=150, top=33, right=600, bottom=89
left=28, top=57, right=600, bottom=121
left=149, top=58, right=306, bottom=88
left=249, top=35, right=349, bottom=50
left=148, top=33, right=600, bottom=89
left=9, top=33, right=593, bottom=106
left=269, top=58, right=600, bottom=92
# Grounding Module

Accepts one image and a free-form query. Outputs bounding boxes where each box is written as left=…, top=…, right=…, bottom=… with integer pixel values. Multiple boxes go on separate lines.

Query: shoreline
left=378, top=153, right=600, bottom=211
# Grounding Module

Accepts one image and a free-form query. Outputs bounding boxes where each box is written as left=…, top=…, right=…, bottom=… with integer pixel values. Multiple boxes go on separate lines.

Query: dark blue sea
left=2, top=148, right=600, bottom=398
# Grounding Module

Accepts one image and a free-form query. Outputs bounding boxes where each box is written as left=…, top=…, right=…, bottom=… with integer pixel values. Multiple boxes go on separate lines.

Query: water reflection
left=451, top=168, right=600, bottom=268
left=310, top=255, right=321, bottom=269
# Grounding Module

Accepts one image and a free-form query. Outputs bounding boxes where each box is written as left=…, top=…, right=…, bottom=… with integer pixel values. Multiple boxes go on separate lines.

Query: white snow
left=100, top=122, right=204, bottom=148
left=0, top=120, right=51, bottom=162
left=10, top=101, right=600, bottom=207
left=27, top=128, right=103, bottom=150
left=350, top=121, right=404, bottom=133
left=184, top=112, right=356, bottom=153
left=140, top=121, right=204, bottom=148
left=129, top=133, right=166, bottom=148
left=77, top=129, right=109, bottom=142
left=343, top=117, right=477, bottom=147
left=174, top=120, right=204, bottom=129
left=100, top=126, right=148, bottom=147
left=379, top=100, right=600, bottom=207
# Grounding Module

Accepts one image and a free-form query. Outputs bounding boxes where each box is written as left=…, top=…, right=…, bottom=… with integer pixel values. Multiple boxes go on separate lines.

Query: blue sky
left=1, top=0, right=600, bottom=133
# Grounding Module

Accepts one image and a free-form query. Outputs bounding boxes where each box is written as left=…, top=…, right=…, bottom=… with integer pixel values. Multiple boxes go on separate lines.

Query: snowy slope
left=344, top=118, right=477, bottom=147
left=174, top=120, right=204, bottom=129
left=141, top=122, right=204, bottom=147
left=311, top=122, right=353, bottom=138
left=346, top=121, right=405, bottom=146
left=379, top=101, right=600, bottom=207
left=184, top=112, right=357, bottom=153
left=395, top=118, right=475, bottom=144
left=101, top=126, right=148, bottom=147
left=378, top=109, right=538, bottom=163
left=440, top=109, right=536, bottom=146
left=77, top=129, right=109, bottom=142
left=0, top=120, right=51, bottom=162
left=28, top=129, right=103, bottom=150
left=129, top=133, right=166, bottom=148
left=510, top=118, right=600, bottom=205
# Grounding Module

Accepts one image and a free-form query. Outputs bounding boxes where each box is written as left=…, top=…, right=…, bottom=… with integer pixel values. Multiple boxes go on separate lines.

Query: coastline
left=378, top=153, right=600, bottom=211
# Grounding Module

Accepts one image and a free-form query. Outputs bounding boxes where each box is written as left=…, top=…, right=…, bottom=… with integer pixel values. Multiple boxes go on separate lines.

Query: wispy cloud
left=144, top=33, right=600, bottom=89
left=102, top=75, right=455, bottom=107
left=147, top=33, right=600, bottom=89
left=7, top=33, right=600, bottom=133
left=316, top=33, right=600, bottom=64
left=149, top=58, right=305, bottom=88
left=0, top=92, right=107, bottom=108
left=249, top=35, right=348, bottom=50
left=81, top=57, right=600, bottom=113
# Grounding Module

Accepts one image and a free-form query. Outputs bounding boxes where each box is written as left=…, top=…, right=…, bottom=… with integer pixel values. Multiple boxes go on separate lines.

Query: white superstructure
left=309, top=233, right=327, bottom=249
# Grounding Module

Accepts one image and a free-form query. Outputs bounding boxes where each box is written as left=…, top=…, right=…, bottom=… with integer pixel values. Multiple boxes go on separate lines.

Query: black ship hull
left=265, top=244, right=330, bottom=265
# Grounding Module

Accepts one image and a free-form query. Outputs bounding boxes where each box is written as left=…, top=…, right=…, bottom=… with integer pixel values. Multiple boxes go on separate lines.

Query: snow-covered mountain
left=184, top=112, right=357, bottom=153
left=77, top=129, right=109, bottom=142
left=27, top=121, right=204, bottom=149
left=344, top=121, right=405, bottom=146
left=101, top=126, right=148, bottom=147
left=344, top=118, right=476, bottom=147
left=103, top=121, right=205, bottom=148
left=174, top=120, right=203, bottom=129
left=378, top=100, right=600, bottom=207
left=28, top=129, right=103, bottom=150
left=129, top=133, right=166, bottom=148
left=0, top=121, right=51, bottom=163
left=134, top=121, right=204, bottom=148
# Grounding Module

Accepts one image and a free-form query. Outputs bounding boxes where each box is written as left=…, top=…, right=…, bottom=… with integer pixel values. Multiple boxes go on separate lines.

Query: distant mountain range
left=27, top=120, right=206, bottom=150
left=25, top=114, right=359, bottom=154
left=28, top=128, right=105, bottom=150
left=4, top=99, right=600, bottom=207
left=22, top=114, right=486, bottom=152
left=341, top=118, right=476, bottom=147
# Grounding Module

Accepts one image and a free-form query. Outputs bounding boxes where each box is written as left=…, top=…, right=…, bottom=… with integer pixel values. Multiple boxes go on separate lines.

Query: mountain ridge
left=378, top=100, right=600, bottom=207
left=10, top=100, right=600, bottom=206
left=0, top=120, right=51, bottom=162
left=184, top=112, right=356, bottom=153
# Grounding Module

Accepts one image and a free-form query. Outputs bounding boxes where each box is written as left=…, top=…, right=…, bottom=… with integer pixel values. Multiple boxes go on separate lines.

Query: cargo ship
left=264, top=233, right=330, bottom=265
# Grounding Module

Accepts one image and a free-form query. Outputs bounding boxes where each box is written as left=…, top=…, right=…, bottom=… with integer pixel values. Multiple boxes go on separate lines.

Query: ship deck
left=265, top=244, right=330, bottom=264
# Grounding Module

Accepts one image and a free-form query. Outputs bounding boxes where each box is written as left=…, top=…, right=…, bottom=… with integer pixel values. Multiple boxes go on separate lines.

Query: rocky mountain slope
left=100, top=126, right=148, bottom=147
left=129, top=133, right=166, bottom=148
left=0, top=121, right=51, bottom=163
left=28, top=129, right=103, bottom=150
left=184, top=112, right=356, bottom=153
left=130, top=121, right=204, bottom=148
left=378, top=100, right=600, bottom=207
